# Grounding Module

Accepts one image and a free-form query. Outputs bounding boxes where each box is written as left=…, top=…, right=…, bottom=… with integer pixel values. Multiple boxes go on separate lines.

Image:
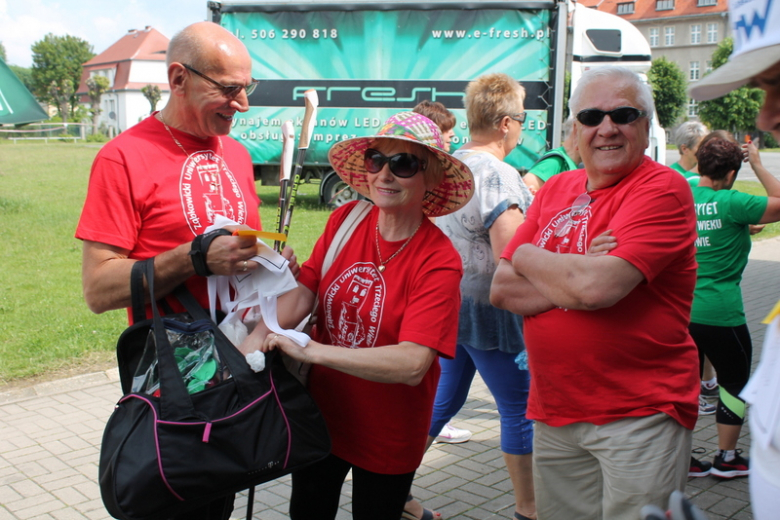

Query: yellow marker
left=762, top=299, right=780, bottom=324
left=234, top=230, right=288, bottom=242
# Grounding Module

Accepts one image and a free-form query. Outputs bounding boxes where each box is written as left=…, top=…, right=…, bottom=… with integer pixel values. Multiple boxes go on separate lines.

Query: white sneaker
left=435, top=422, right=472, bottom=444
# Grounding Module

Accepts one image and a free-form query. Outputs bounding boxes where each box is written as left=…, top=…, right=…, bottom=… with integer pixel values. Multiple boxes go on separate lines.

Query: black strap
left=189, top=229, right=232, bottom=277
left=130, top=260, right=148, bottom=323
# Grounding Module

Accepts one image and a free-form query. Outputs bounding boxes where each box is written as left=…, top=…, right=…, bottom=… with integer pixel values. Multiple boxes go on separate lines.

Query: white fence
left=0, top=122, right=88, bottom=142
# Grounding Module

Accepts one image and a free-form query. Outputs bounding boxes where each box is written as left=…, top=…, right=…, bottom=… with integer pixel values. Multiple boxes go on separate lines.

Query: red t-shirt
left=501, top=158, right=700, bottom=429
left=298, top=202, right=461, bottom=474
left=76, top=114, right=260, bottom=315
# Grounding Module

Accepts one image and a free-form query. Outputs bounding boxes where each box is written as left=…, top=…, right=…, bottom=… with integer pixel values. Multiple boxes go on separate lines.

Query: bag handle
left=143, top=259, right=266, bottom=421
left=321, top=200, right=373, bottom=278
left=130, top=260, right=147, bottom=323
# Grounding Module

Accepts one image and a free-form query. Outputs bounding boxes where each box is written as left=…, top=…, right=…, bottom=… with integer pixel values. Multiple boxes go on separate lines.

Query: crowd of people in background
left=77, top=0, right=780, bottom=516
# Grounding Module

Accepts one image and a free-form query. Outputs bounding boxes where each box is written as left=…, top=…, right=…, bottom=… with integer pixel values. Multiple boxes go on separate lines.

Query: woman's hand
left=263, top=333, right=314, bottom=362
left=587, top=230, right=617, bottom=256
left=281, top=245, right=300, bottom=279
left=238, top=322, right=269, bottom=355
left=750, top=224, right=766, bottom=235
left=743, top=141, right=763, bottom=169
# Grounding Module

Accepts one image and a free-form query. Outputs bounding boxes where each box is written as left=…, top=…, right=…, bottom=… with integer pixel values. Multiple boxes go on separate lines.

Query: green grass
left=0, top=142, right=329, bottom=384
left=0, top=142, right=777, bottom=384
left=733, top=180, right=780, bottom=240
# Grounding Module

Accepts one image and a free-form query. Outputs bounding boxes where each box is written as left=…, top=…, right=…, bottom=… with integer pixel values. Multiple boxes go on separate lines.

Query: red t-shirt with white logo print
left=298, top=202, right=461, bottom=474
left=501, top=158, right=700, bottom=430
left=76, top=114, right=260, bottom=315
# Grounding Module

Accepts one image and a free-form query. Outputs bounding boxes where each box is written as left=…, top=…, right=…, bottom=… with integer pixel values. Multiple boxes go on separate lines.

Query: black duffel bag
left=99, top=258, right=330, bottom=520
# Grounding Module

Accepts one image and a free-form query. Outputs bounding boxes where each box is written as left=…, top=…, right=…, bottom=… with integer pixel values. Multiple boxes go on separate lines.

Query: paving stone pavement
left=2, top=237, right=779, bottom=520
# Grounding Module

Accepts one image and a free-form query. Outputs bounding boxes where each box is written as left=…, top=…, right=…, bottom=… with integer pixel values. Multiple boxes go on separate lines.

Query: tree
left=142, top=84, right=162, bottom=114
left=9, top=65, right=34, bottom=92
left=49, top=79, right=74, bottom=123
left=31, top=34, right=95, bottom=118
left=647, top=57, right=687, bottom=129
left=697, top=38, right=764, bottom=137
left=0, top=41, right=7, bottom=62
left=86, top=76, right=110, bottom=135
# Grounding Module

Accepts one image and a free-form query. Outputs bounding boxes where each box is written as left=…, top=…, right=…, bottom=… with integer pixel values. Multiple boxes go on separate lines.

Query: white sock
left=719, top=449, right=736, bottom=462
left=702, top=378, right=718, bottom=389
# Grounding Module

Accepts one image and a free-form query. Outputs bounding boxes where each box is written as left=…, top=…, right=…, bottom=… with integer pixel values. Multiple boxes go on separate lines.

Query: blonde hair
left=464, top=73, right=526, bottom=134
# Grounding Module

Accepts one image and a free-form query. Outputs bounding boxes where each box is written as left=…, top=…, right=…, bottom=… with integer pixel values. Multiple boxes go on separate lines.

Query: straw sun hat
left=327, top=112, right=474, bottom=217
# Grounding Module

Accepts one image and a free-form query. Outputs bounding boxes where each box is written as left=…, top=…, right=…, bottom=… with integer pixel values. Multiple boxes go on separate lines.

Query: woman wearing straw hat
left=241, top=112, right=474, bottom=520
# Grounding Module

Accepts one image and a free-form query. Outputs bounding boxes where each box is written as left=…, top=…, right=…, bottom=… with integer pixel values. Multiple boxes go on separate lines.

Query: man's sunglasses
left=364, top=148, right=427, bottom=178
left=183, top=64, right=260, bottom=98
left=575, top=106, right=647, bottom=127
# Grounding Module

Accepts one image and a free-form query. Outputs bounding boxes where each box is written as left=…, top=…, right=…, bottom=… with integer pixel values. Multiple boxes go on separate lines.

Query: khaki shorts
left=533, top=413, right=691, bottom=520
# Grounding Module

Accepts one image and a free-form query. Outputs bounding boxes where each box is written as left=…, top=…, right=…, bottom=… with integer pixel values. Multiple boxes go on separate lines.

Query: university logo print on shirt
left=179, top=150, right=248, bottom=234
left=323, top=263, right=385, bottom=349
left=538, top=200, right=592, bottom=255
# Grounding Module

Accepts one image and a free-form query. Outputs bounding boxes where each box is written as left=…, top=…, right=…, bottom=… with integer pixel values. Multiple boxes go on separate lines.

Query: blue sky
left=0, top=0, right=207, bottom=67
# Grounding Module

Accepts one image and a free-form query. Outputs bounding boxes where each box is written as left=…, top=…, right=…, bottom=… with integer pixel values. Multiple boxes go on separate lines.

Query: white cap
left=689, top=0, right=780, bottom=101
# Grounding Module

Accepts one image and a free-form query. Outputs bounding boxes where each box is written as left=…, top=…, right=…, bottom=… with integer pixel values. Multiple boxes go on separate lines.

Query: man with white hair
left=491, top=66, right=699, bottom=520
left=690, top=0, right=780, bottom=517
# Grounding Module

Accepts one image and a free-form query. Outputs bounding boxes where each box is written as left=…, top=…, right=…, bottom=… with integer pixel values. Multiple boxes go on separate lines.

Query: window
left=586, top=29, right=622, bottom=52
left=656, top=0, right=675, bottom=10
left=690, top=61, right=700, bottom=81
left=665, top=26, right=675, bottom=46
left=706, top=60, right=713, bottom=74
left=707, top=23, right=718, bottom=43
left=617, top=2, right=635, bottom=14
left=688, top=99, right=699, bottom=117
left=697, top=0, right=717, bottom=6
left=649, top=27, right=659, bottom=47
left=690, top=24, right=701, bottom=44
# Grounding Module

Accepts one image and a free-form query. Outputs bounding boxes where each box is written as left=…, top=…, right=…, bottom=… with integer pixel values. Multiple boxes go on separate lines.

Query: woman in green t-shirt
left=689, top=137, right=780, bottom=478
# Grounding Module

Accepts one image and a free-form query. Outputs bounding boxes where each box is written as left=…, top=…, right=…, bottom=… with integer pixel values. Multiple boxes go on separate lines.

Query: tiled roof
left=76, top=27, right=170, bottom=99
left=84, top=26, right=169, bottom=66
left=579, top=0, right=728, bottom=20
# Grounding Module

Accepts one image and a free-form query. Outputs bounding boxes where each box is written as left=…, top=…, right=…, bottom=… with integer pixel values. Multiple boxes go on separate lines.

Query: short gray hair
left=673, top=121, right=708, bottom=151
left=167, top=25, right=209, bottom=72
left=569, top=67, right=655, bottom=122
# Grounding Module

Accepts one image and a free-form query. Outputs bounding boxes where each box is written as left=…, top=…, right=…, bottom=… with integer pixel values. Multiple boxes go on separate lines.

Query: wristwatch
left=189, top=229, right=232, bottom=276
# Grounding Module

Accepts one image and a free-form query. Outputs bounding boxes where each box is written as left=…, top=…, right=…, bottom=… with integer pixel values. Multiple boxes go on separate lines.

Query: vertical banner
left=221, top=8, right=554, bottom=170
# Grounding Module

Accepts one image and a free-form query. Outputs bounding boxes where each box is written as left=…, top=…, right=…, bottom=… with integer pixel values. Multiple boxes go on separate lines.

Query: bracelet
left=189, top=229, right=232, bottom=277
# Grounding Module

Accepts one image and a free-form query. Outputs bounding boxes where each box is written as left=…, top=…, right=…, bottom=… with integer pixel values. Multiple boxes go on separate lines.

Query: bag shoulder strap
left=321, top=200, right=373, bottom=278
left=130, top=260, right=147, bottom=323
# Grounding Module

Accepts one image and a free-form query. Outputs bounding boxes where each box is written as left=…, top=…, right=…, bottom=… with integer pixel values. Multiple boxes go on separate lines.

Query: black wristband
left=189, top=229, right=232, bottom=277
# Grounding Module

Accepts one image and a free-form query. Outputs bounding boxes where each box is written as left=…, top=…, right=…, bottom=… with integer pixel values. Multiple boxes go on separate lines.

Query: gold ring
left=242, top=260, right=248, bottom=272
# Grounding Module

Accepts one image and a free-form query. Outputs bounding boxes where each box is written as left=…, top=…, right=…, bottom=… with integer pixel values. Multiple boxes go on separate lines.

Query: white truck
left=208, top=0, right=665, bottom=206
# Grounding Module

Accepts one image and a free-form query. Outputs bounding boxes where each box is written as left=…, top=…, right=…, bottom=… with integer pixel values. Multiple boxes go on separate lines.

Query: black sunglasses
left=508, top=112, right=527, bottom=124
left=183, top=64, right=260, bottom=98
left=364, top=148, right=427, bottom=178
left=575, top=106, right=647, bottom=127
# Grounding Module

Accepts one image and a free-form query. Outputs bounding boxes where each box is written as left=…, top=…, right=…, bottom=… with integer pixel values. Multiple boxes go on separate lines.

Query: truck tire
left=320, top=171, right=363, bottom=208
